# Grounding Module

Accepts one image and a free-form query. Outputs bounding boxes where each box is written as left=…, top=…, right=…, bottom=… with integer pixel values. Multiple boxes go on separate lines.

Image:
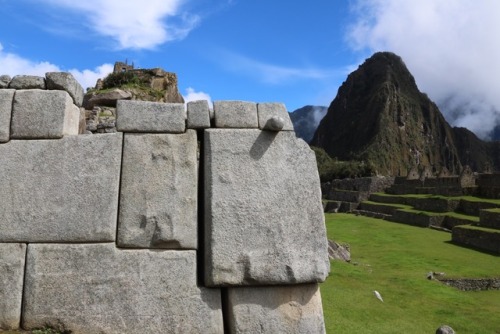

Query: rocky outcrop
left=328, top=240, right=350, bottom=262
left=82, top=65, right=185, bottom=134
left=84, top=88, right=132, bottom=109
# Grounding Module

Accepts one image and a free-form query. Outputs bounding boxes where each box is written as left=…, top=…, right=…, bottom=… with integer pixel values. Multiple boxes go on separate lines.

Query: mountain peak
left=310, top=52, right=499, bottom=176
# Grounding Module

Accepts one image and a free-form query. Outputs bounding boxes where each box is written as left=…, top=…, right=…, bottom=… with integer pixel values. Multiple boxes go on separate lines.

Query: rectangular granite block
left=227, top=284, right=326, bottom=334
left=204, top=129, right=330, bottom=286
left=116, top=100, right=186, bottom=133
left=23, top=244, right=223, bottom=334
left=118, top=131, right=198, bottom=249
left=0, top=243, right=26, bottom=330
left=11, top=89, right=80, bottom=139
left=0, top=134, right=122, bottom=242
left=0, top=89, right=14, bottom=142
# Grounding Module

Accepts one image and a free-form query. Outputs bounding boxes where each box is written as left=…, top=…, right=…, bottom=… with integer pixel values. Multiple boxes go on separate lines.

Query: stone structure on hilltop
left=83, top=61, right=185, bottom=134
left=0, top=72, right=329, bottom=333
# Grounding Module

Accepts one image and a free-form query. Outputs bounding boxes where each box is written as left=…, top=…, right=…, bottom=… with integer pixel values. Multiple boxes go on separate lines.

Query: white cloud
left=37, top=0, right=199, bottom=49
left=183, top=87, right=212, bottom=107
left=348, top=0, right=500, bottom=139
left=69, top=64, right=113, bottom=91
left=216, top=50, right=342, bottom=84
left=0, top=42, right=112, bottom=91
left=0, top=43, right=60, bottom=75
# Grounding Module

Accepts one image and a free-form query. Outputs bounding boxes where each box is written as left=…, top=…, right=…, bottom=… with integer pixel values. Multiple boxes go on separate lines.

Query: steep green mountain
left=310, top=51, right=498, bottom=176
left=289, top=105, right=327, bottom=143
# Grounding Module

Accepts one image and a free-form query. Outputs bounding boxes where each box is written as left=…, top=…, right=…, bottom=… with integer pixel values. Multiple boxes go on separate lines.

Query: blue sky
left=1, top=0, right=500, bottom=139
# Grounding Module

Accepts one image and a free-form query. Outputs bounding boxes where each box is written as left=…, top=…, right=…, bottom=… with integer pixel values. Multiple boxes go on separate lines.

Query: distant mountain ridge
left=289, top=105, right=327, bottom=143
left=310, top=52, right=500, bottom=176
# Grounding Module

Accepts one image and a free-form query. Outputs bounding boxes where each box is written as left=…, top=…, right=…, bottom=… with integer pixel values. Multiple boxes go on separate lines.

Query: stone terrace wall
left=0, top=73, right=329, bottom=333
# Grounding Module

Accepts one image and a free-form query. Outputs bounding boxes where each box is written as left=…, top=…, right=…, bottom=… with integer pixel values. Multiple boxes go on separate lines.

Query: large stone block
left=0, top=89, right=14, bottom=142
left=9, top=75, right=45, bottom=89
left=214, top=101, right=258, bottom=128
left=0, top=134, right=122, bottom=242
left=116, top=100, right=186, bottom=133
left=46, top=72, right=84, bottom=107
left=118, top=131, right=198, bottom=249
left=187, top=100, right=211, bottom=129
left=23, top=244, right=223, bottom=334
left=0, top=243, right=26, bottom=330
left=11, top=90, right=80, bottom=139
left=204, top=129, right=330, bottom=286
left=227, top=284, right=326, bottom=334
left=257, top=102, right=294, bottom=131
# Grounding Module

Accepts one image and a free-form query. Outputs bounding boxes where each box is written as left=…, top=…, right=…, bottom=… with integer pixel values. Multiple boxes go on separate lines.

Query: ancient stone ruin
left=0, top=73, right=329, bottom=333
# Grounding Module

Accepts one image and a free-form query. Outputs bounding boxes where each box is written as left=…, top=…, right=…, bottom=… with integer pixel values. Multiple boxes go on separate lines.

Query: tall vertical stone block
left=23, top=244, right=223, bottom=334
left=0, top=89, right=14, bottom=142
left=11, top=90, right=80, bottom=139
left=187, top=100, right=211, bottom=129
left=0, top=243, right=26, bottom=330
left=227, top=284, right=326, bottom=334
left=0, top=134, right=122, bottom=242
left=118, top=130, right=198, bottom=249
left=204, top=129, right=330, bottom=286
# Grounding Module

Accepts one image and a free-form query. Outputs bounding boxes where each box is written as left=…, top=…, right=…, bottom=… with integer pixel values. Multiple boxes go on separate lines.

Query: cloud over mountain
left=348, top=0, right=500, bottom=139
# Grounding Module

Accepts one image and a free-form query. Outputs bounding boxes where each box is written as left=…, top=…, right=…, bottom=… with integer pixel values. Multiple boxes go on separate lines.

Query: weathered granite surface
left=187, top=100, right=211, bottom=129
left=226, top=284, right=325, bottom=334
left=23, top=244, right=223, bottom=334
left=214, top=101, right=258, bottom=128
left=9, top=75, right=45, bottom=89
left=116, top=100, right=186, bottom=133
left=257, top=102, right=293, bottom=131
left=11, top=90, right=80, bottom=139
left=85, top=88, right=132, bottom=109
left=204, top=129, right=329, bottom=286
left=0, top=75, right=11, bottom=88
left=45, top=72, right=84, bottom=106
left=0, top=243, right=26, bottom=330
left=0, top=89, right=14, bottom=142
left=118, top=131, right=198, bottom=249
left=0, top=134, right=122, bottom=242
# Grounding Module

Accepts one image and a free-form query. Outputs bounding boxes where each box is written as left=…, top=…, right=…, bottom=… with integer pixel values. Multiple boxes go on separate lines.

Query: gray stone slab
left=204, top=129, right=330, bottom=286
left=187, top=100, right=211, bottom=129
left=214, top=101, right=258, bottom=128
left=9, top=75, right=46, bottom=89
left=0, top=134, right=122, bottom=242
left=0, top=89, right=14, bottom=142
left=23, top=244, right=223, bottom=334
left=11, top=90, right=80, bottom=139
left=46, top=72, right=84, bottom=107
left=0, top=243, right=26, bottom=330
left=227, top=284, right=325, bottom=334
left=257, top=102, right=294, bottom=131
left=116, top=100, right=186, bottom=133
left=118, top=131, right=198, bottom=249
left=0, top=75, right=11, bottom=88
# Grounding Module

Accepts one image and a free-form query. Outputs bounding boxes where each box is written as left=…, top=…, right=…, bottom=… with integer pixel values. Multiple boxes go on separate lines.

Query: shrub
left=311, top=146, right=376, bottom=181
left=101, top=71, right=140, bottom=89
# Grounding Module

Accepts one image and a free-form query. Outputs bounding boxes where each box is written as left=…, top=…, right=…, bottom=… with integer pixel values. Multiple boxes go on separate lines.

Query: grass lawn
left=321, top=213, right=500, bottom=334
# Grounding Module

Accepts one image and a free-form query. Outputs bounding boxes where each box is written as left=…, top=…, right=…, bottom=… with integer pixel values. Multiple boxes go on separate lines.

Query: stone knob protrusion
left=264, top=116, right=285, bottom=131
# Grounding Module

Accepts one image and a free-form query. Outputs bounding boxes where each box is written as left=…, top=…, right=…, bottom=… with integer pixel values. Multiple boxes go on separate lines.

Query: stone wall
left=437, top=278, right=500, bottom=291
left=0, top=73, right=329, bottom=333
